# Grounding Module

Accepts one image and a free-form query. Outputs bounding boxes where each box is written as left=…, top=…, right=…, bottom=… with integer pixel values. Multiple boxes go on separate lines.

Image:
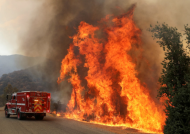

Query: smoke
left=17, top=0, right=190, bottom=103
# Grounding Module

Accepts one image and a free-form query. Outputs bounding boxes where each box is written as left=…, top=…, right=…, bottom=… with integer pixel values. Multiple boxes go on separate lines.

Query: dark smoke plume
left=18, top=0, right=190, bottom=103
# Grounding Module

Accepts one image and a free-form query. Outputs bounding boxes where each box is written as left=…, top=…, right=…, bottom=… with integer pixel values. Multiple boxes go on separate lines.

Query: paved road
left=0, top=107, right=153, bottom=134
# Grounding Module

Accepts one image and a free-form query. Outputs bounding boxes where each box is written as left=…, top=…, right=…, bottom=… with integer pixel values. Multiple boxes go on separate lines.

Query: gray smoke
left=17, top=0, right=190, bottom=104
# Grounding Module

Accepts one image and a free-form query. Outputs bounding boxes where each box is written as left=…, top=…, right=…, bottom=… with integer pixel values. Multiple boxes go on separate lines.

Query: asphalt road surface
left=0, top=107, right=153, bottom=134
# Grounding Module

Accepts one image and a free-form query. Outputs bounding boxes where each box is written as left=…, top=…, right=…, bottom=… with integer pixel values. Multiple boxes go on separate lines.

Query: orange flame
left=52, top=111, right=62, bottom=117
left=52, top=111, right=56, bottom=114
left=58, top=8, right=165, bottom=133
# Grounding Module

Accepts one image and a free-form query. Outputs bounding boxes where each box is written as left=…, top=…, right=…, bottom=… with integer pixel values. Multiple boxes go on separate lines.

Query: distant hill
left=0, top=55, right=72, bottom=105
left=0, top=54, right=45, bottom=77
left=0, top=60, right=61, bottom=95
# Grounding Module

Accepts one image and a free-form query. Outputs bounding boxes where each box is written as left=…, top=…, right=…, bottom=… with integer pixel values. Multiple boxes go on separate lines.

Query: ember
left=58, top=7, right=165, bottom=133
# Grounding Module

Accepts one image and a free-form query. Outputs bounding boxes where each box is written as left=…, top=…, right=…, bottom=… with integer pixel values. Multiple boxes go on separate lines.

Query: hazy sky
left=0, top=0, right=43, bottom=55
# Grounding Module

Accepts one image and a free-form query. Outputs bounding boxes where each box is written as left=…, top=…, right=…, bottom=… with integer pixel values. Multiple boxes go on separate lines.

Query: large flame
left=58, top=8, right=165, bottom=133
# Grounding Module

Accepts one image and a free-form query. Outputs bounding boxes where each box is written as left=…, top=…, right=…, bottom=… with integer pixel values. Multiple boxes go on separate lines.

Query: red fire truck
left=4, top=91, right=51, bottom=120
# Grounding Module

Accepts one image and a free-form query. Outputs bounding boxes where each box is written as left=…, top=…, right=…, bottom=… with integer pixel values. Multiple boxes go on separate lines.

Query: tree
left=3, top=84, right=18, bottom=94
left=0, top=94, right=3, bottom=106
left=149, top=23, right=190, bottom=134
left=1, top=84, right=18, bottom=105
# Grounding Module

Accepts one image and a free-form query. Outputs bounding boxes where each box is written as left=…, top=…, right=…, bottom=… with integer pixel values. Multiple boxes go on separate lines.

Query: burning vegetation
left=57, top=7, right=165, bottom=133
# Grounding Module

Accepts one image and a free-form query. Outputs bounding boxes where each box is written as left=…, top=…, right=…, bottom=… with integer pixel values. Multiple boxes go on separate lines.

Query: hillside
left=0, top=60, right=61, bottom=95
left=0, top=54, right=44, bottom=77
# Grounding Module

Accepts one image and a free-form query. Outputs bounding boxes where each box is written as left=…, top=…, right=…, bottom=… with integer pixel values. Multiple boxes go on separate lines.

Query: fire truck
left=4, top=91, right=51, bottom=120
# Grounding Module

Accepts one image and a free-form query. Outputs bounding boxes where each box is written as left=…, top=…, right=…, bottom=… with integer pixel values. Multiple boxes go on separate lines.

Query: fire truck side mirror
left=6, top=95, right=8, bottom=101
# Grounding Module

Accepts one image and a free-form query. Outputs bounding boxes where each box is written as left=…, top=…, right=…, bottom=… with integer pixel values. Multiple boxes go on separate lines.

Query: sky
left=0, top=0, right=43, bottom=55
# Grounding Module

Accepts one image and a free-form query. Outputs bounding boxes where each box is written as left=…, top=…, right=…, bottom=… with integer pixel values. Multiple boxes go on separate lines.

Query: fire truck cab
left=4, top=91, right=51, bottom=120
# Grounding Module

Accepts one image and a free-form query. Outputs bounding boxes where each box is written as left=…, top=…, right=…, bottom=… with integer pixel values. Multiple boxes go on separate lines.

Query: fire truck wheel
left=35, top=115, right=44, bottom=120
left=40, top=116, right=44, bottom=120
left=5, top=108, right=10, bottom=118
left=17, top=110, right=22, bottom=120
